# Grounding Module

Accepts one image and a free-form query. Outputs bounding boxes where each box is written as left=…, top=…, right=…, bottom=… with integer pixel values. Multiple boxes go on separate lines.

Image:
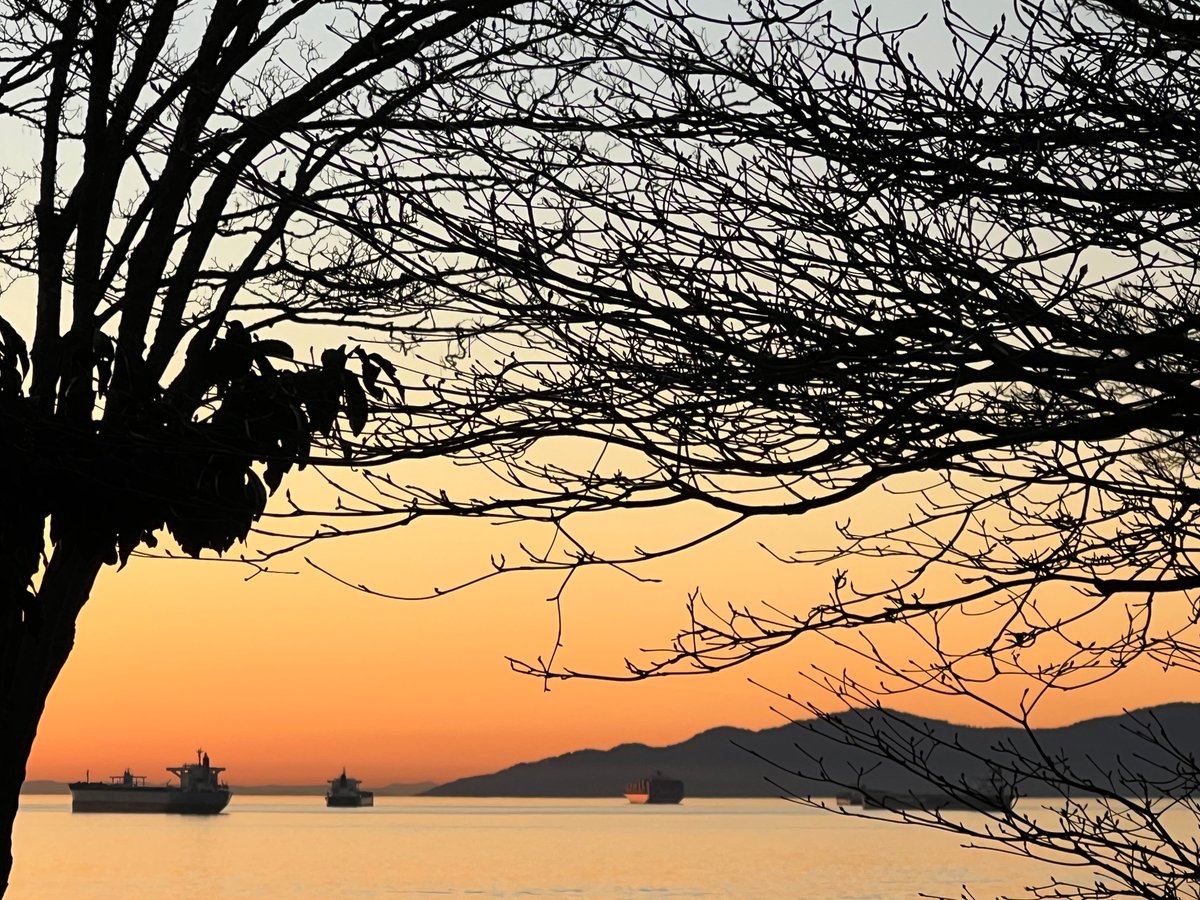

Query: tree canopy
left=321, top=0, right=1200, bottom=690
left=289, top=2, right=1200, bottom=895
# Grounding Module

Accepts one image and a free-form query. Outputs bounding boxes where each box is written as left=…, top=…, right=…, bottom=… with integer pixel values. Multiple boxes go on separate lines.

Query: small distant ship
left=326, top=769, right=374, bottom=807
left=624, top=772, right=684, bottom=805
left=69, top=750, right=231, bottom=814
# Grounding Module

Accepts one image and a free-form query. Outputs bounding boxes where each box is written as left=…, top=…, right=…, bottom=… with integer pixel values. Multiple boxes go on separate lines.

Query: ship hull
left=326, top=793, right=374, bottom=807
left=69, top=784, right=231, bottom=814
left=624, top=792, right=682, bottom=805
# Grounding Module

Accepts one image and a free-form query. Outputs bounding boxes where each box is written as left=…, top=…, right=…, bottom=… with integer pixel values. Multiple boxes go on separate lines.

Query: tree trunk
left=0, top=536, right=104, bottom=899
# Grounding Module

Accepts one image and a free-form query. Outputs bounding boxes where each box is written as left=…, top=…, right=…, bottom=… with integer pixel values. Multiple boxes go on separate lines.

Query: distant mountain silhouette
left=424, top=703, right=1200, bottom=798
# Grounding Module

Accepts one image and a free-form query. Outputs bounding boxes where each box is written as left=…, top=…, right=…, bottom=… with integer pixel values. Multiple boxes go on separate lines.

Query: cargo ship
left=624, top=772, right=684, bottom=804
left=69, top=750, right=231, bottom=814
left=326, top=769, right=374, bottom=807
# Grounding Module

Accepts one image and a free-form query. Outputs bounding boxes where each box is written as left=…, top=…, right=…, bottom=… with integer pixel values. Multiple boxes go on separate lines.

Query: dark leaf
left=322, top=345, right=347, bottom=375
left=91, top=330, right=114, bottom=360
left=117, top=530, right=138, bottom=568
left=264, top=461, right=290, bottom=493
left=343, top=371, right=368, bottom=435
left=0, top=315, right=29, bottom=373
left=245, top=469, right=268, bottom=515
left=361, top=358, right=383, bottom=399
left=296, top=368, right=340, bottom=436
left=367, top=352, right=403, bottom=392
left=0, top=315, right=29, bottom=391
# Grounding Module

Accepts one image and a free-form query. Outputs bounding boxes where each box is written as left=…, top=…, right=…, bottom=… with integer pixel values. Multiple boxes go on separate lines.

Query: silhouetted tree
left=6, top=0, right=1198, bottom=892
left=286, top=0, right=1200, bottom=895
left=0, top=0, right=708, bottom=891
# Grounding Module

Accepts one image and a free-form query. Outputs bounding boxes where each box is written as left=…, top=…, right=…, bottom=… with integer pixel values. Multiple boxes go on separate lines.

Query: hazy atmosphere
left=6, top=0, right=1200, bottom=897
left=26, top=515, right=1200, bottom=787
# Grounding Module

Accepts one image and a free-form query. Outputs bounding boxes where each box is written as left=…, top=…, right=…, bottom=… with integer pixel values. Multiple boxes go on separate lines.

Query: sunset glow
left=27, top=502, right=1198, bottom=787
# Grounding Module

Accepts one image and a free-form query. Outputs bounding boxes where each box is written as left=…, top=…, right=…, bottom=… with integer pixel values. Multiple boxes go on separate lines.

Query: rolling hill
left=425, top=703, right=1200, bottom=798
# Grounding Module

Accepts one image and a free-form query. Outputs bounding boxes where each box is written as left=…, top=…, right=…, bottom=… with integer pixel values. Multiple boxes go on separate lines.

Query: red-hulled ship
left=624, top=772, right=684, bottom=804
left=69, top=750, right=231, bottom=814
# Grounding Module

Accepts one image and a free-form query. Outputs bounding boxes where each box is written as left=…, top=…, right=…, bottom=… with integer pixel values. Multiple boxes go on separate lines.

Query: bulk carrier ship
left=325, top=769, right=374, bottom=807
left=69, top=750, right=231, bottom=814
left=624, top=772, right=684, bottom=804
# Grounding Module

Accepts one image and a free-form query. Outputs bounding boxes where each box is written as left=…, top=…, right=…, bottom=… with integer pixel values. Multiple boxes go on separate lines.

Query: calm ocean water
left=13, top=795, right=1054, bottom=899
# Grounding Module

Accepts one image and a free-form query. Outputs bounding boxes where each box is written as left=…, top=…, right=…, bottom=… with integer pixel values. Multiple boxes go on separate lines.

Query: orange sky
left=26, top=472, right=1200, bottom=788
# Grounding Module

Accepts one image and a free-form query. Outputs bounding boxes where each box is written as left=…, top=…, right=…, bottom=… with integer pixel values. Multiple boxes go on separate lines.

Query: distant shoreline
left=29, top=704, right=1200, bottom=802
left=22, top=784, right=1108, bottom=800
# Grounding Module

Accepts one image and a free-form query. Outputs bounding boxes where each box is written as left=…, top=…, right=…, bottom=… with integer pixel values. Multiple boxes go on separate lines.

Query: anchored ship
left=624, top=772, right=684, bottom=805
left=326, top=769, right=374, bottom=807
left=69, top=750, right=231, bottom=814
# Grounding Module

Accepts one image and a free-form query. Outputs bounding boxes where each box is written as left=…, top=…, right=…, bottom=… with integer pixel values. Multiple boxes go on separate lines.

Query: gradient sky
left=12, top=0, right=1190, bottom=790
left=27, top=468, right=1200, bottom=788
